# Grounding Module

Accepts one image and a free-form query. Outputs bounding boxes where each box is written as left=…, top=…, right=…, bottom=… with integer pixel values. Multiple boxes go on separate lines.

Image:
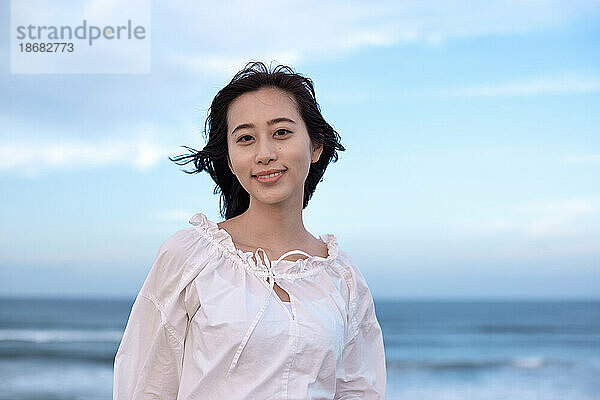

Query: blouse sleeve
left=334, top=251, right=387, bottom=400
left=113, top=228, right=207, bottom=400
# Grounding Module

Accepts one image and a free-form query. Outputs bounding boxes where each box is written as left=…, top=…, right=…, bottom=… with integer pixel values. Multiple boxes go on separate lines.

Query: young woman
left=113, top=61, right=386, bottom=399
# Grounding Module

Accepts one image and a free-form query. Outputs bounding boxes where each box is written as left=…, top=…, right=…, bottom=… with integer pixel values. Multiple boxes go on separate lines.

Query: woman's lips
left=253, top=169, right=286, bottom=185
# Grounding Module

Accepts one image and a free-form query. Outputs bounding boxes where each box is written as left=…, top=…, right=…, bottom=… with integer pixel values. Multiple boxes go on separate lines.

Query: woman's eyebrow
left=231, top=117, right=296, bottom=136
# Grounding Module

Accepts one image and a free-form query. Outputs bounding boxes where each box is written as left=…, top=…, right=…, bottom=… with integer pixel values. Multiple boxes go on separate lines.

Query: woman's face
left=226, top=87, right=323, bottom=207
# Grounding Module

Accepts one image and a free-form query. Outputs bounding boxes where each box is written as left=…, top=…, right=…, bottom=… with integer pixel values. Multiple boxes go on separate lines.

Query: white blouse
left=113, top=212, right=386, bottom=399
left=282, top=301, right=293, bottom=317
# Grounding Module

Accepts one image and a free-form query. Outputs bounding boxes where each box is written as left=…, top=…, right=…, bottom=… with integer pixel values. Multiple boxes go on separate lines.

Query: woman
left=113, top=61, right=386, bottom=399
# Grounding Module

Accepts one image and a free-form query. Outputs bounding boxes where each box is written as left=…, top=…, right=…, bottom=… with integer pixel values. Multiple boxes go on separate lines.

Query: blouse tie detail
left=226, top=247, right=311, bottom=377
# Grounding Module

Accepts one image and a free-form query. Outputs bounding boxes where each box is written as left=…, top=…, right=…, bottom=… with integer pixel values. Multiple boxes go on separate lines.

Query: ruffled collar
left=188, top=211, right=339, bottom=279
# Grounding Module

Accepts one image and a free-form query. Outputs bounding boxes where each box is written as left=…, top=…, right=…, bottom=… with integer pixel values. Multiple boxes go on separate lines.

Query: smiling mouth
left=252, top=169, right=287, bottom=178
left=252, top=169, right=287, bottom=184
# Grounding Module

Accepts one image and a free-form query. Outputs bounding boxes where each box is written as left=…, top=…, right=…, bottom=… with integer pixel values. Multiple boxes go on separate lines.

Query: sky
left=1, top=0, right=599, bottom=300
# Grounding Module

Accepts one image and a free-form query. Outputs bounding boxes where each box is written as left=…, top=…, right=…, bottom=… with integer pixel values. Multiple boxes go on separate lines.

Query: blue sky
left=1, top=0, right=599, bottom=299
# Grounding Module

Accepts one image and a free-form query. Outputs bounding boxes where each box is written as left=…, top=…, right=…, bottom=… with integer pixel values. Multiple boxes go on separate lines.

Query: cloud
left=561, top=153, right=600, bottom=164
left=0, top=138, right=161, bottom=177
left=521, top=198, right=600, bottom=237
left=422, top=74, right=600, bottom=98
left=156, top=0, right=600, bottom=75
left=170, top=52, right=303, bottom=79
left=0, top=122, right=189, bottom=177
left=154, top=209, right=195, bottom=222
left=479, top=197, right=600, bottom=238
left=2, top=1, right=598, bottom=175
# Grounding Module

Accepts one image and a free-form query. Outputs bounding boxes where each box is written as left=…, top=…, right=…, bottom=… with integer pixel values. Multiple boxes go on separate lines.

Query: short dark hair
left=169, top=60, right=346, bottom=219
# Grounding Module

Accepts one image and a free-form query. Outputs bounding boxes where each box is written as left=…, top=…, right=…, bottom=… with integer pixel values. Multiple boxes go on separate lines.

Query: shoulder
left=157, top=226, right=205, bottom=258
left=331, top=247, right=372, bottom=300
left=152, top=227, right=208, bottom=277
left=329, top=246, right=377, bottom=343
left=128, top=227, right=212, bottom=343
left=139, top=227, right=211, bottom=302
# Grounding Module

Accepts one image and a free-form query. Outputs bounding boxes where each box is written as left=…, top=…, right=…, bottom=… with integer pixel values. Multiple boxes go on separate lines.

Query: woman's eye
left=275, top=129, right=290, bottom=137
left=237, top=135, right=253, bottom=142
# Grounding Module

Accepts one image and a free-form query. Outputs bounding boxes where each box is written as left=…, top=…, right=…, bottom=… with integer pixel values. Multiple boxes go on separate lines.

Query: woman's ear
left=227, top=154, right=235, bottom=175
left=311, top=143, right=323, bottom=164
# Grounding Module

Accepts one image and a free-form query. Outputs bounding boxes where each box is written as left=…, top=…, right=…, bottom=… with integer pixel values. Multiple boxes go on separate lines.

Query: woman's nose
left=254, top=136, right=278, bottom=164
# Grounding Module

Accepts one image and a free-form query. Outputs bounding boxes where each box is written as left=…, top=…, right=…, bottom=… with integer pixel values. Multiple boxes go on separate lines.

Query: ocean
left=0, top=298, right=598, bottom=400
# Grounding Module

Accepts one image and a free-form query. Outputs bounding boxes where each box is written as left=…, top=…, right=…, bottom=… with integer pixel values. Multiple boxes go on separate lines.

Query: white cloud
left=478, top=197, right=600, bottom=238
left=0, top=138, right=158, bottom=177
left=0, top=122, right=190, bottom=177
left=9, top=0, right=599, bottom=76
left=561, top=153, right=600, bottom=164
left=156, top=0, right=600, bottom=75
left=154, top=209, right=195, bottom=222
left=424, top=73, right=600, bottom=98
left=83, top=0, right=129, bottom=19
left=171, top=52, right=303, bottom=79
left=3, top=1, right=598, bottom=174
left=520, top=198, right=600, bottom=237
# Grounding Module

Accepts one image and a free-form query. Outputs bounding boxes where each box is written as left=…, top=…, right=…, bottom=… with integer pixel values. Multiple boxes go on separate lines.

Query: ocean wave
left=387, top=356, right=575, bottom=371
left=0, top=329, right=123, bottom=343
left=0, top=347, right=116, bottom=363
left=477, top=324, right=594, bottom=334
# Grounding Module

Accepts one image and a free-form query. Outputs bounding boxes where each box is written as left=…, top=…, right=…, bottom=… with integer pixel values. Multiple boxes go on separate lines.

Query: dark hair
left=169, top=61, right=346, bottom=220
